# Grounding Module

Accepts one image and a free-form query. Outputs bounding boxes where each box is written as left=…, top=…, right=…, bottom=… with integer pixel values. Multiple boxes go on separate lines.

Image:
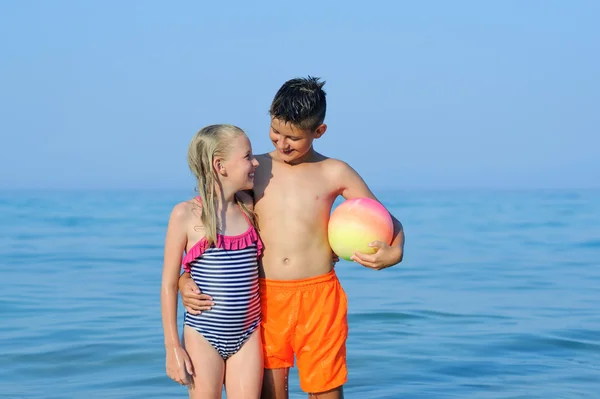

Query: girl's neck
left=213, top=186, right=239, bottom=234
left=214, top=185, right=237, bottom=212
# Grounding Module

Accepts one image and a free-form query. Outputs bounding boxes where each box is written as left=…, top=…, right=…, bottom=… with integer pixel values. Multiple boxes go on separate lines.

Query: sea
left=1, top=189, right=599, bottom=398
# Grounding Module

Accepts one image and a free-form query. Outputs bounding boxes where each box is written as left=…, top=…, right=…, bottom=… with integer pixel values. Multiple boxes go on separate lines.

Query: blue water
left=1, top=189, right=599, bottom=398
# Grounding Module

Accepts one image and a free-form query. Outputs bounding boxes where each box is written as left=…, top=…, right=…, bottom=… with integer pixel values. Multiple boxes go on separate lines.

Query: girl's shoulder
left=169, top=198, right=203, bottom=226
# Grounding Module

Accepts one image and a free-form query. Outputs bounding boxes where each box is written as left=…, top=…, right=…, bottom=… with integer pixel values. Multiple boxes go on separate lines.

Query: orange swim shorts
left=259, top=270, right=348, bottom=393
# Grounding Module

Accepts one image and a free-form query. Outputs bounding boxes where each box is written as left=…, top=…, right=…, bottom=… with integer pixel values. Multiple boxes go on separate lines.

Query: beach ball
left=328, top=197, right=394, bottom=262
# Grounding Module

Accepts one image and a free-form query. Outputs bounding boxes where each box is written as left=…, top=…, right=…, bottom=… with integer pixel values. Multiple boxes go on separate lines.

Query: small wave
left=490, top=333, right=600, bottom=353
left=349, top=311, right=427, bottom=322
left=576, top=239, right=600, bottom=249
left=414, top=310, right=509, bottom=320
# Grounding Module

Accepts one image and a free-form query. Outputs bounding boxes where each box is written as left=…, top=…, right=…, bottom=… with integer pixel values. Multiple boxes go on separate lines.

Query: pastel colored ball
left=328, top=197, right=394, bottom=262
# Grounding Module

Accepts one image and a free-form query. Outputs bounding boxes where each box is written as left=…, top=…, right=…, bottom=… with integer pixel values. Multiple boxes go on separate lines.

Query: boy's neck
left=274, top=147, right=321, bottom=166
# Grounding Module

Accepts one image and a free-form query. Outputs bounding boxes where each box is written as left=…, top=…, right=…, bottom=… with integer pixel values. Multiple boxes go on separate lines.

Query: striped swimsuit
left=182, top=207, right=263, bottom=360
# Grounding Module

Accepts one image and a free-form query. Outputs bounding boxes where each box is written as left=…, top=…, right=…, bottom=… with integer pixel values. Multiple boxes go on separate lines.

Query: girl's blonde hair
left=187, top=124, right=257, bottom=247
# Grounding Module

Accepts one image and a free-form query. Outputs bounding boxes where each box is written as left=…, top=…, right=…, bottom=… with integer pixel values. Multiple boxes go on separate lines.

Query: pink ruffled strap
left=182, top=227, right=263, bottom=272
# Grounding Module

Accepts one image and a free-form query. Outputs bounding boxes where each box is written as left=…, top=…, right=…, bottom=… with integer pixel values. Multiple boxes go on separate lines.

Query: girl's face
left=221, top=134, right=259, bottom=191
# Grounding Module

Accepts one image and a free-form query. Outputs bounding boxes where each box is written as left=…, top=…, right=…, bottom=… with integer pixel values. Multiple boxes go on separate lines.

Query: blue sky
left=1, top=1, right=598, bottom=190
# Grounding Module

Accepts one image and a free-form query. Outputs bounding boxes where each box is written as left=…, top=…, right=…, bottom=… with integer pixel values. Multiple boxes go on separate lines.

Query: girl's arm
left=161, top=203, right=193, bottom=384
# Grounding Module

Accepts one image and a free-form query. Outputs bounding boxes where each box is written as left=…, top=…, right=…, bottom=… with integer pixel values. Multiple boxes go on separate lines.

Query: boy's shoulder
left=318, top=154, right=356, bottom=175
left=317, top=155, right=369, bottom=193
left=255, top=152, right=272, bottom=162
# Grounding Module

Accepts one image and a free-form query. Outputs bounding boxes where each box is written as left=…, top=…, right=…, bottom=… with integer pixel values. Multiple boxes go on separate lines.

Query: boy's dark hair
left=269, top=76, right=327, bottom=131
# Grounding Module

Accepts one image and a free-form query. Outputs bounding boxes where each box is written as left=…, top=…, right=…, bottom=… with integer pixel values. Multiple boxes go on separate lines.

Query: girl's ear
left=214, top=157, right=227, bottom=176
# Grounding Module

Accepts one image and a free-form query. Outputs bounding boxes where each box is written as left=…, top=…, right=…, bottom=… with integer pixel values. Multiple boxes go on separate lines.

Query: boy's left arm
left=337, top=162, right=405, bottom=270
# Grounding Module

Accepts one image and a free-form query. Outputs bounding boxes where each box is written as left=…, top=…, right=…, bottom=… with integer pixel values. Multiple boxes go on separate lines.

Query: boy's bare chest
left=254, top=164, right=337, bottom=208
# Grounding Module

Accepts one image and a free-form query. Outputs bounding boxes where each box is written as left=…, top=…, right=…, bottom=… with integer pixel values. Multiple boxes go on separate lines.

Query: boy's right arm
left=179, top=272, right=214, bottom=314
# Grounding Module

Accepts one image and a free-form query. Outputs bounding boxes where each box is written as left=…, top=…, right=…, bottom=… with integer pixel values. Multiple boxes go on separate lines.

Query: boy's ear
left=314, top=123, right=327, bottom=139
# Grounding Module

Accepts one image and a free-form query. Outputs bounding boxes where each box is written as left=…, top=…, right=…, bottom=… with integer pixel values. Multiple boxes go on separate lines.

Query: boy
left=179, top=77, right=405, bottom=399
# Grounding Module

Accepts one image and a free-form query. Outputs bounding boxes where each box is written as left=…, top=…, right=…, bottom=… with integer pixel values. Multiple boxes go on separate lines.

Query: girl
left=161, top=124, right=263, bottom=398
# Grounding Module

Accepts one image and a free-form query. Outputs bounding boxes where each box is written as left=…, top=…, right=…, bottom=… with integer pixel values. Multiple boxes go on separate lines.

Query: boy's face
left=269, top=118, right=326, bottom=164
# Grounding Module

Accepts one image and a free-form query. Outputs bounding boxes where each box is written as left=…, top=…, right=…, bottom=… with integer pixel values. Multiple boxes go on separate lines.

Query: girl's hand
left=350, top=241, right=403, bottom=270
left=166, top=345, right=194, bottom=386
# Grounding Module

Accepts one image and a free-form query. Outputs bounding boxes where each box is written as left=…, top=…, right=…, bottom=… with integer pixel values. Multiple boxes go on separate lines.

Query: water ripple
left=2, top=189, right=600, bottom=398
